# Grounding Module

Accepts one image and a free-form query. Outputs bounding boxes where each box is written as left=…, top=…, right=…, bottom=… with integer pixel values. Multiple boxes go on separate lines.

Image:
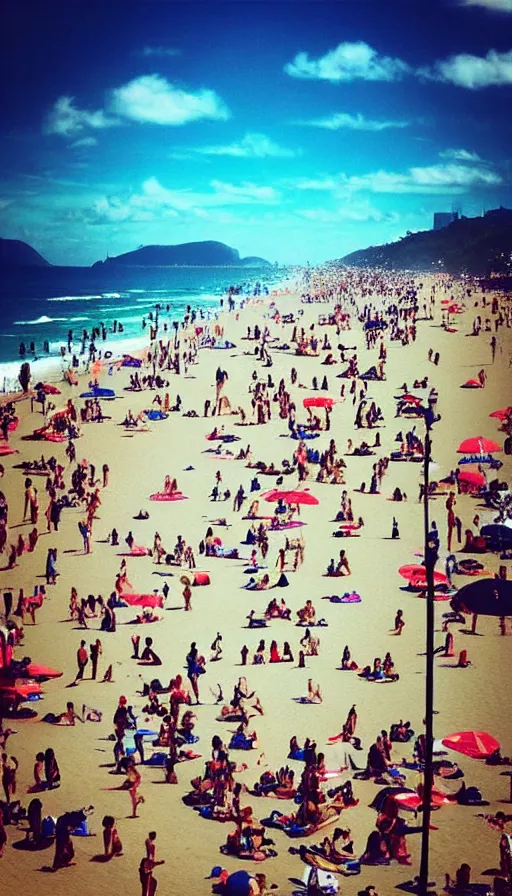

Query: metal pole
left=419, top=425, right=435, bottom=895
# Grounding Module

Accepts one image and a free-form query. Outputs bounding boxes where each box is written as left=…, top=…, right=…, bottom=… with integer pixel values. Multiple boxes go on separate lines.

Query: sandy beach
left=1, top=270, right=511, bottom=896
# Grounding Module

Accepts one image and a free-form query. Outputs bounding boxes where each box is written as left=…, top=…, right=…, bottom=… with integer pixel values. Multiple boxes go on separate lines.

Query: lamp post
left=418, top=407, right=438, bottom=896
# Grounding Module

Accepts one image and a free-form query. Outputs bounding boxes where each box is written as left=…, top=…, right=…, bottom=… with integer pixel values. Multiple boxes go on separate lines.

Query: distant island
left=0, top=238, right=271, bottom=269
left=0, top=238, right=50, bottom=267
left=93, top=241, right=271, bottom=268
left=339, top=207, right=512, bottom=275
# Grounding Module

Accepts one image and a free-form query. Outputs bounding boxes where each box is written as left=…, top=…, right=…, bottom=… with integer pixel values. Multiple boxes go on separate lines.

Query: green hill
left=339, top=208, right=512, bottom=275
left=0, top=238, right=50, bottom=267
left=93, top=240, right=271, bottom=268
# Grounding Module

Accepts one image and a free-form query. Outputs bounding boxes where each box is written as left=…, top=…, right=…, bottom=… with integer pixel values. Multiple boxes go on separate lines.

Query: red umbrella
left=457, top=436, right=502, bottom=454
left=489, top=407, right=512, bottom=421
left=303, top=396, right=335, bottom=409
left=0, top=445, right=18, bottom=456
left=441, top=731, right=499, bottom=760
left=457, top=469, right=486, bottom=487
left=262, top=488, right=319, bottom=506
left=398, top=564, right=448, bottom=585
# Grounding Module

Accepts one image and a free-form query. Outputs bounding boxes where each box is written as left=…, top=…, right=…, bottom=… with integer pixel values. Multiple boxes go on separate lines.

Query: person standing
left=1, top=752, right=19, bottom=803
left=90, top=639, right=102, bottom=680
left=75, top=639, right=89, bottom=681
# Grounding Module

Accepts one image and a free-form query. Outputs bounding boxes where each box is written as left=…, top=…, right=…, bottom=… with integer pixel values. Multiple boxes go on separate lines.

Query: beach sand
left=0, top=273, right=511, bottom=895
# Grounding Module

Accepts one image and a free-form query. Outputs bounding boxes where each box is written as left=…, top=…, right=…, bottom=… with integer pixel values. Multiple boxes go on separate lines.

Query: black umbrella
left=451, top=578, right=512, bottom=617
left=480, top=524, right=512, bottom=552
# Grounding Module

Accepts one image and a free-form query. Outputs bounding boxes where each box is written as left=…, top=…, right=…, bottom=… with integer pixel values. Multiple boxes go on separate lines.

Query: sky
left=1, top=0, right=511, bottom=265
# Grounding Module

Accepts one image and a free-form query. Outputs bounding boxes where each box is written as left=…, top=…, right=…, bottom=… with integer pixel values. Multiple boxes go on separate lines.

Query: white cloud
left=138, top=46, right=181, bottom=57
left=439, top=148, right=481, bottom=161
left=110, top=74, right=230, bottom=125
left=195, top=132, right=298, bottom=157
left=284, top=41, right=410, bottom=82
left=294, top=162, right=502, bottom=195
left=209, top=180, right=280, bottom=203
left=296, top=202, right=386, bottom=223
left=70, top=136, right=98, bottom=148
left=460, top=0, right=512, bottom=11
left=45, top=96, right=118, bottom=136
left=88, top=176, right=280, bottom=225
left=297, top=112, right=409, bottom=131
left=423, top=48, right=512, bottom=88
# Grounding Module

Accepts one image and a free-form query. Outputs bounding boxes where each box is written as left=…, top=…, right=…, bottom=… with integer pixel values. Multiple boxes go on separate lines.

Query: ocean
left=0, top=264, right=289, bottom=366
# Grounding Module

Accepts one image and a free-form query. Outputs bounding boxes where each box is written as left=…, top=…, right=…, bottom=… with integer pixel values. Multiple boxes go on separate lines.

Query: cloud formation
left=423, top=48, right=512, bottom=88
left=195, top=132, right=298, bottom=157
left=460, top=0, right=512, bottom=10
left=110, top=75, right=230, bottom=125
left=45, top=97, right=117, bottom=136
left=439, top=148, right=481, bottom=161
left=297, top=112, right=409, bottom=131
left=295, top=162, right=502, bottom=195
left=89, top=176, right=280, bottom=225
left=284, top=41, right=410, bottom=82
left=138, top=46, right=181, bottom=57
left=70, top=136, right=98, bottom=149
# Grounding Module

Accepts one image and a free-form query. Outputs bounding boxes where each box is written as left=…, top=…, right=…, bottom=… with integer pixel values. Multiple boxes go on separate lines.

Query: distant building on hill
left=433, top=211, right=459, bottom=231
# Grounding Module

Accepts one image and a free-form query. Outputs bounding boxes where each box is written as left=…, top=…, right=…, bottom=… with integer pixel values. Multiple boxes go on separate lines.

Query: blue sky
left=1, top=0, right=511, bottom=265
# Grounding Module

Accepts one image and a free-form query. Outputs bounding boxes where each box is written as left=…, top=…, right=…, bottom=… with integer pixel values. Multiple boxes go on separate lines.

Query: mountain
left=93, top=240, right=271, bottom=268
left=338, top=208, right=512, bottom=276
left=0, top=238, right=50, bottom=267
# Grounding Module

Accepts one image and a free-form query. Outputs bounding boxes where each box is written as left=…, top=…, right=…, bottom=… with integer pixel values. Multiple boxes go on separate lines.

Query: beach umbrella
left=441, top=731, right=499, bottom=759
left=262, top=488, right=319, bottom=506
left=480, top=524, right=512, bottom=551
left=398, top=564, right=448, bottom=585
left=489, top=407, right=512, bottom=421
left=303, top=396, right=335, bottom=409
left=451, top=577, right=512, bottom=617
left=457, top=469, right=486, bottom=488
left=457, top=437, right=501, bottom=454
left=397, top=394, right=422, bottom=405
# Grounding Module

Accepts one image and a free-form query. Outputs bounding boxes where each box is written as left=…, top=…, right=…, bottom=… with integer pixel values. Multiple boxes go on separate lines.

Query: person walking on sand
left=139, top=854, right=164, bottom=896
left=126, top=761, right=144, bottom=817
left=183, top=579, right=192, bottom=611
left=186, top=642, right=203, bottom=705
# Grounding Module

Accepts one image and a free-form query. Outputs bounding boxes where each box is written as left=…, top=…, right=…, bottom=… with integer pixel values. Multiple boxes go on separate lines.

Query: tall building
left=433, top=211, right=458, bottom=231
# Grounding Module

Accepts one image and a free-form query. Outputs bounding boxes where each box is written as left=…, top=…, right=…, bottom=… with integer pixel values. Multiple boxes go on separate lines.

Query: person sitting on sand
left=341, top=645, right=358, bottom=670
left=445, top=862, right=471, bottom=892
left=138, top=637, right=162, bottom=665
left=297, top=599, right=316, bottom=626
left=298, top=679, right=323, bottom=704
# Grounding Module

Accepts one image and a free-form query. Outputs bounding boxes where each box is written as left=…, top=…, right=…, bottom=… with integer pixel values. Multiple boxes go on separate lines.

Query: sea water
left=0, top=264, right=289, bottom=365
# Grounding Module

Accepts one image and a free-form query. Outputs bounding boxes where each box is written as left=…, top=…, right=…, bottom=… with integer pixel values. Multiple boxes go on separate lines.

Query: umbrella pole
left=419, top=423, right=435, bottom=895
